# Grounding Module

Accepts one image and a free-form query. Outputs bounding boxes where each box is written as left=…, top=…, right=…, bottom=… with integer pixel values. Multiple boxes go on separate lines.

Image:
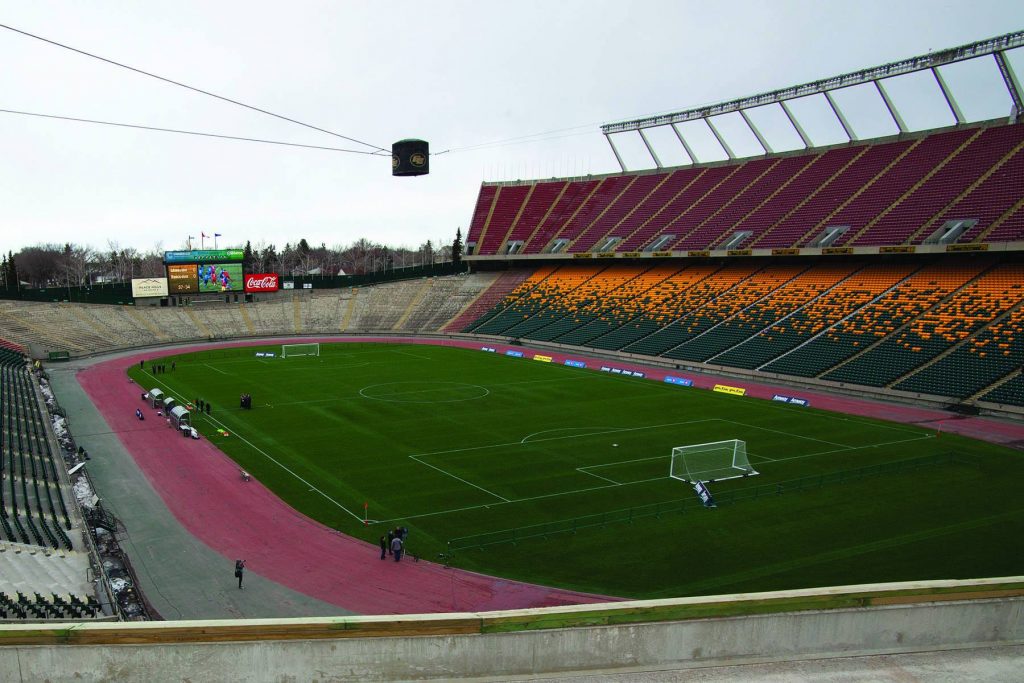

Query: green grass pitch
left=128, top=342, right=1024, bottom=599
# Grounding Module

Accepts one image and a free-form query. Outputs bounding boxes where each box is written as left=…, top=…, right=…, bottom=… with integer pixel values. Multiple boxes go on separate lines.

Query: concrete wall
left=2, top=579, right=1022, bottom=682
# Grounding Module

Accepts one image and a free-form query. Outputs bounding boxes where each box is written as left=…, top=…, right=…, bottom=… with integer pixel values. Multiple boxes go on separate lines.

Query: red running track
left=77, top=337, right=1024, bottom=615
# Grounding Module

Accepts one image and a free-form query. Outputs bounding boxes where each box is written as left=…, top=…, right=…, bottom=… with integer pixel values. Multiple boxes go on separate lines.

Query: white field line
left=576, top=468, right=620, bottom=484
left=391, top=427, right=933, bottom=524
left=202, top=363, right=229, bottom=376
left=142, top=375, right=365, bottom=523
left=721, top=418, right=854, bottom=448
left=521, top=426, right=634, bottom=443
left=393, top=349, right=432, bottom=360
left=372, top=476, right=669, bottom=525
left=765, top=433, right=937, bottom=464
left=409, top=419, right=717, bottom=460
left=409, top=454, right=509, bottom=502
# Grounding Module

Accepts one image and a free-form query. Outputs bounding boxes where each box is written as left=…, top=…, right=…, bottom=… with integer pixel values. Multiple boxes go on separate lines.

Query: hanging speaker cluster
left=392, top=139, right=429, bottom=176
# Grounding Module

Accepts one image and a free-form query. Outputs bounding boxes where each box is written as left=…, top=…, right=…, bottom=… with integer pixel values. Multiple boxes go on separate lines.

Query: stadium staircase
left=980, top=370, right=1024, bottom=406
left=443, top=270, right=532, bottom=332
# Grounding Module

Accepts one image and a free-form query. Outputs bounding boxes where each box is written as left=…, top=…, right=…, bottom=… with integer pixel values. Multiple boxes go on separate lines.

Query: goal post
left=670, top=439, right=758, bottom=484
left=281, top=342, right=320, bottom=358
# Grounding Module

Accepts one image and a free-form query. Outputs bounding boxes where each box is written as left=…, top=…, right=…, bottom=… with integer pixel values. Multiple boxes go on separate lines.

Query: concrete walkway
left=47, top=361, right=348, bottom=620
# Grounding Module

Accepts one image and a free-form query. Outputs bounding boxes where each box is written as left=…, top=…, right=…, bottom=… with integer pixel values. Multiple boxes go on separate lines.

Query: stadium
left=1, top=12, right=1023, bottom=682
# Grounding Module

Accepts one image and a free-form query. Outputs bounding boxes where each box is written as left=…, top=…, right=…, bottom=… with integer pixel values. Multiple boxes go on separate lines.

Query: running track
left=76, top=336, right=1024, bottom=615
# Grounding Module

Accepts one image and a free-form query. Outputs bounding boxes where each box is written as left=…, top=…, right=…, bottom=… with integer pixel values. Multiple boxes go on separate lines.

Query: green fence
left=0, top=262, right=468, bottom=305
left=447, top=452, right=975, bottom=553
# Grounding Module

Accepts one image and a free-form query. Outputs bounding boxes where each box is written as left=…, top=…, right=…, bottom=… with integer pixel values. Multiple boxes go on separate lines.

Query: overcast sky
left=1, top=1, right=1021, bottom=255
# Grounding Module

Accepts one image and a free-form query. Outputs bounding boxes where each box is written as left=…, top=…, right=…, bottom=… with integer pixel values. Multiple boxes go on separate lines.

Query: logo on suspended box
left=244, top=273, right=279, bottom=292
left=410, top=152, right=427, bottom=168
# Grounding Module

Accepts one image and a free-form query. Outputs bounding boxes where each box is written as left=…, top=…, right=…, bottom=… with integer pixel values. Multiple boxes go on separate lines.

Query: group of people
left=140, top=359, right=176, bottom=372
left=380, top=527, right=409, bottom=562
left=135, top=407, right=145, bottom=420
left=239, top=393, right=253, bottom=409
left=194, top=398, right=212, bottom=415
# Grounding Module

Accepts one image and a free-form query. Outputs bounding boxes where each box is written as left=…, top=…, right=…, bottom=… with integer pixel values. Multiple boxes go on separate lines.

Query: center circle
left=359, top=381, right=490, bottom=404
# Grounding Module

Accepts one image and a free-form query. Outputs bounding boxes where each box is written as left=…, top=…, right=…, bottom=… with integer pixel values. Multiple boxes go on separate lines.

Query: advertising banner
left=773, top=394, right=810, bottom=406
left=505, top=350, right=524, bottom=358
left=564, top=360, right=586, bottom=368
left=480, top=347, right=496, bottom=353
left=244, top=273, right=279, bottom=292
left=533, top=354, right=552, bottom=363
left=282, top=281, right=295, bottom=290
left=163, top=249, right=244, bottom=264
left=713, top=384, right=747, bottom=396
left=664, top=376, right=694, bottom=386
left=693, top=481, right=716, bottom=508
left=131, top=277, right=169, bottom=298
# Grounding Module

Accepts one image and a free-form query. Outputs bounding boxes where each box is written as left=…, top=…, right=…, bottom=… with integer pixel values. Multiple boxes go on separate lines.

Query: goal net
left=281, top=342, right=320, bottom=358
left=669, top=439, right=757, bottom=483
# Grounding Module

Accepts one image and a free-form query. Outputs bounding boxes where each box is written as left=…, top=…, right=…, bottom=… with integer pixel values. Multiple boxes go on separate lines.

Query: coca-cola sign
left=245, top=273, right=279, bottom=292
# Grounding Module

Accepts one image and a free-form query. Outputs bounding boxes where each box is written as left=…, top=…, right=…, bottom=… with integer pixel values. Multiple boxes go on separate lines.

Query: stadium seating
left=823, top=262, right=1024, bottom=386
left=1, top=349, right=73, bottom=551
left=465, top=122, right=1024, bottom=255
left=710, top=263, right=915, bottom=369
left=980, top=372, right=1024, bottom=407
left=763, top=260, right=985, bottom=377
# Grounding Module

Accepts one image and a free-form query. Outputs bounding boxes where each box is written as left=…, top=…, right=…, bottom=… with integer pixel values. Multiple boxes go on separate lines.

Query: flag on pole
left=214, top=233, right=222, bottom=237
left=201, top=232, right=209, bottom=238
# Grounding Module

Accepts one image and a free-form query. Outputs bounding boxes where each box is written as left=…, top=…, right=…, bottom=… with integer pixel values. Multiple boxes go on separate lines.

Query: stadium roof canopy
left=601, top=31, right=1024, bottom=171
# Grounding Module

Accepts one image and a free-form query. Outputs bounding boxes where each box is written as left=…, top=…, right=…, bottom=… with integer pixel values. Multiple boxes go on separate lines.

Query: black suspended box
left=392, top=139, right=429, bottom=176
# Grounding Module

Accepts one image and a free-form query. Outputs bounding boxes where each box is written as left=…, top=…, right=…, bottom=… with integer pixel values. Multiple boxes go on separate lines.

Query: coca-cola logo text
left=245, top=274, right=280, bottom=292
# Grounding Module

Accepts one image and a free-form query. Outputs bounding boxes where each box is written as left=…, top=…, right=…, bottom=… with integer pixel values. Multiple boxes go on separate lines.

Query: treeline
left=0, top=231, right=463, bottom=289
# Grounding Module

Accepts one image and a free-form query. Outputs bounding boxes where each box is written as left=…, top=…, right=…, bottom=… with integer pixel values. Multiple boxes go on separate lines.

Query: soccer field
left=128, top=342, right=1024, bottom=598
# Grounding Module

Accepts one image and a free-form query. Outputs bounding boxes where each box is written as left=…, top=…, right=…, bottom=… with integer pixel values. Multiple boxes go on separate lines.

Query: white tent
left=170, top=405, right=190, bottom=429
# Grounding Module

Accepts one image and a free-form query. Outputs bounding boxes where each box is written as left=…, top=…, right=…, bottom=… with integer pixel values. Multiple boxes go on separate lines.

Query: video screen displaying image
left=197, top=263, right=243, bottom=292
left=167, top=264, right=199, bottom=294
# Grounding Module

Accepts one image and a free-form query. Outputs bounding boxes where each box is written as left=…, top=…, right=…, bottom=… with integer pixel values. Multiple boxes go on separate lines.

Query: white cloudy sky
left=1, top=1, right=1021, bottom=254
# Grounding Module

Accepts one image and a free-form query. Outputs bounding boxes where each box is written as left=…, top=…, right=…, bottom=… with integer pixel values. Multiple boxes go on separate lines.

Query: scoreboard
left=164, top=249, right=244, bottom=294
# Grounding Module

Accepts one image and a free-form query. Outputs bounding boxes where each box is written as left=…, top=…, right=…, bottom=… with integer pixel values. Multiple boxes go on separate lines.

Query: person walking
left=234, top=559, right=246, bottom=589
left=379, top=535, right=387, bottom=560
left=391, top=535, right=403, bottom=562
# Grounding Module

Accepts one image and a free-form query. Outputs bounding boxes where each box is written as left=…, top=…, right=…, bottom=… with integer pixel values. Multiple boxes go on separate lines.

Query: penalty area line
left=409, top=454, right=509, bottom=502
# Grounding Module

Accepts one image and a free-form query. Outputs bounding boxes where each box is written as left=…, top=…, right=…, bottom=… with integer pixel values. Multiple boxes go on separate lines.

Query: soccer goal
left=281, top=342, right=320, bottom=358
left=669, top=439, right=758, bottom=484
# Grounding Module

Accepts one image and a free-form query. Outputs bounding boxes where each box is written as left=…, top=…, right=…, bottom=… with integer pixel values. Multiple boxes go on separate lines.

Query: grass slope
left=128, top=343, right=1024, bottom=598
